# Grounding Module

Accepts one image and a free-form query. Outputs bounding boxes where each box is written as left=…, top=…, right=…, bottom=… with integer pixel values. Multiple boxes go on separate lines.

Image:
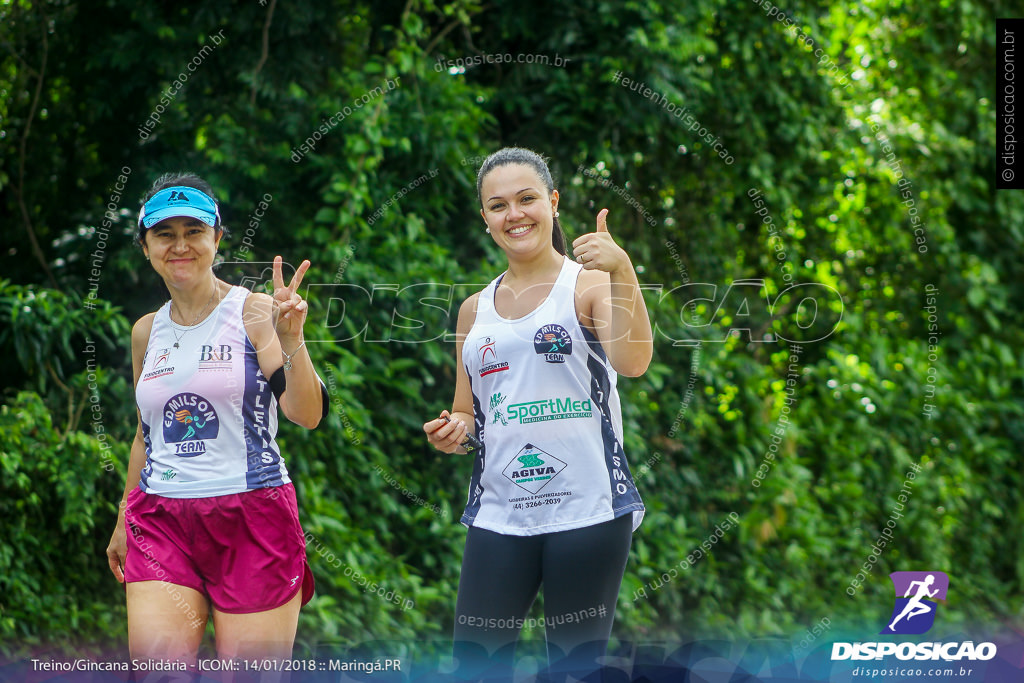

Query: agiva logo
left=832, top=571, right=997, bottom=663
left=883, top=571, right=948, bottom=635
left=502, top=444, right=567, bottom=494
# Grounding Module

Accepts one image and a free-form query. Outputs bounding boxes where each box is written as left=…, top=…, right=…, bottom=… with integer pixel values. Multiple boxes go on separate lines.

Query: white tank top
left=460, top=256, right=644, bottom=535
left=135, top=286, right=289, bottom=497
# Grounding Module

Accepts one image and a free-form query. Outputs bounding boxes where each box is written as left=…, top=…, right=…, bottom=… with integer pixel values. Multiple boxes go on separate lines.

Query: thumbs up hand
left=571, top=209, right=631, bottom=275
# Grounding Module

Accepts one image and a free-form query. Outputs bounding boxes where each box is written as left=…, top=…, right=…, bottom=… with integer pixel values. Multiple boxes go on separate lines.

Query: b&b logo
left=199, top=344, right=233, bottom=371
left=882, top=571, right=948, bottom=635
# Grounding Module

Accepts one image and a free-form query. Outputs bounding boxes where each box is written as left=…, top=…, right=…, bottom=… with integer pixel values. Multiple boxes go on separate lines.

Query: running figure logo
left=882, top=571, right=949, bottom=635
left=174, top=408, right=207, bottom=440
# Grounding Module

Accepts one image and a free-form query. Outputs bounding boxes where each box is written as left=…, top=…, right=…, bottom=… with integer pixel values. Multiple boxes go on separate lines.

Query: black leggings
left=453, top=514, right=633, bottom=681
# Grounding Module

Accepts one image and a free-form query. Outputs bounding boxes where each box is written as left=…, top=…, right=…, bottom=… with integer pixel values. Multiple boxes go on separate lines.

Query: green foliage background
left=1, top=0, right=1021, bottom=661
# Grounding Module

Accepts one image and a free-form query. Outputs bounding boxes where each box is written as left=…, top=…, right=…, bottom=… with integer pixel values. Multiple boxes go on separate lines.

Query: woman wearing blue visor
left=105, top=172, right=328, bottom=668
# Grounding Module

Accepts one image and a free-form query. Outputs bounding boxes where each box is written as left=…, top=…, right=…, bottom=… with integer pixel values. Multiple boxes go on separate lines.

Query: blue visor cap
left=138, top=186, right=220, bottom=229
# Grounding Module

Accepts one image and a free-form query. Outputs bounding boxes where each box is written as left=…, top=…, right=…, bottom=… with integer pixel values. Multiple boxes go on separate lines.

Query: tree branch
left=423, top=19, right=460, bottom=57
left=14, top=18, right=57, bottom=288
left=250, top=0, right=278, bottom=105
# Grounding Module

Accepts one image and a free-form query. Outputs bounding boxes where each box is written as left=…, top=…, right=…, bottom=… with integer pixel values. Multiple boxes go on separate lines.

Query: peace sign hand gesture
left=271, top=255, right=311, bottom=341
left=571, top=209, right=631, bottom=275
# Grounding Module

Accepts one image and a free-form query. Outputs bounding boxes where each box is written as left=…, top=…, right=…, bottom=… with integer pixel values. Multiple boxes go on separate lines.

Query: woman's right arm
left=105, top=314, right=154, bottom=582
left=423, top=293, right=478, bottom=453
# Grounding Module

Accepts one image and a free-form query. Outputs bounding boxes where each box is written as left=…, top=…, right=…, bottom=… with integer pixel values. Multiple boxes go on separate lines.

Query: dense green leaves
left=1, top=0, right=1021, bottom=661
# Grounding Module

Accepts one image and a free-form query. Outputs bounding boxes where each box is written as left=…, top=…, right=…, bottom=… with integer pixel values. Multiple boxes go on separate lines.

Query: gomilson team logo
left=534, top=324, right=572, bottom=363
left=162, top=392, right=219, bottom=457
left=502, top=444, right=566, bottom=494
left=882, top=571, right=948, bottom=635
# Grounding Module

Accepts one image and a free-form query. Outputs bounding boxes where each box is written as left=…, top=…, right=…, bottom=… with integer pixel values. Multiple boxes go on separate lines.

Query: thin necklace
left=169, top=283, right=220, bottom=349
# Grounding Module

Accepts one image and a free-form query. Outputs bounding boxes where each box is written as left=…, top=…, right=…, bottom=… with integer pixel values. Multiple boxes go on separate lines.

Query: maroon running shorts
left=124, top=483, right=314, bottom=613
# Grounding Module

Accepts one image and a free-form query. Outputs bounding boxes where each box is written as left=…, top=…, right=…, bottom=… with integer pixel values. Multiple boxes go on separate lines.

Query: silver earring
left=554, top=211, right=560, bottom=218
left=486, top=228, right=491, bottom=234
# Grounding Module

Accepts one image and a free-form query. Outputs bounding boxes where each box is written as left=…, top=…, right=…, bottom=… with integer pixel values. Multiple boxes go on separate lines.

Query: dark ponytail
left=476, top=147, right=567, bottom=256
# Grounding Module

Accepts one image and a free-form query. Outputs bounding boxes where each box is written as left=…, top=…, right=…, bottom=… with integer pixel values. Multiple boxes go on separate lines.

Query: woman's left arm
left=573, top=209, right=653, bottom=377
left=246, top=256, right=324, bottom=428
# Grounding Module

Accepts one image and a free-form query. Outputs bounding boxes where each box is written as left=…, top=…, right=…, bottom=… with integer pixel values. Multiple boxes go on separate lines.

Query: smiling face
left=479, top=163, right=559, bottom=259
left=141, top=216, right=222, bottom=287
